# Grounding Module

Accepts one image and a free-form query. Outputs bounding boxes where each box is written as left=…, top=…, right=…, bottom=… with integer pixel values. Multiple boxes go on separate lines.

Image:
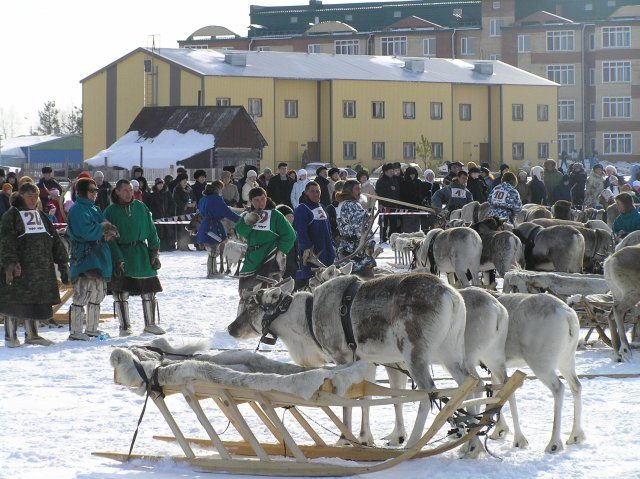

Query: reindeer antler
left=334, top=210, right=379, bottom=266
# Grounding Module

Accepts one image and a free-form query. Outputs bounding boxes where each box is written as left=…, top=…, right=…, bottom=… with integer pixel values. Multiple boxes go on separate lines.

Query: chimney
left=225, top=52, right=247, bottom=66
left=473, top=61, right=494, bottom=75
left=404, top=59, right=425, bottom=73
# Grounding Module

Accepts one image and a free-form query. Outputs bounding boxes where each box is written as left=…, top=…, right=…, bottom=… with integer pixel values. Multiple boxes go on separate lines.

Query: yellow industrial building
left=81, top=47, right=558, bottom=171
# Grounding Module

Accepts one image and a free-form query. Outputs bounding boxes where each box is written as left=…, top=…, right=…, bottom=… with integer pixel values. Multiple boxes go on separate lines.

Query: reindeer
left=187, top=214, right=245, bottom=276
left=616, top=230, right=640, bottom=251
left=414, top=227, right=483, bottom=287
left=513, top=223, right=585, bottom=273
left=221, top=240, right=247, bottom=276
left=459, top=201, right=492, bottom=225
left=514, top=204, right=552, bottom=225
left=228, top=273, right=488, bottom=456
left=604, top=245, right=640, bottom=362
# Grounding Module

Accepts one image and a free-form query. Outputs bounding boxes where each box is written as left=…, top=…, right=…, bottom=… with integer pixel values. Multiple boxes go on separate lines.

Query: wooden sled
left=570, top=293, right=640, bottom=346
left=51, top=282, right=111, bottom=324
left=95, top=370, right=526, bottom=476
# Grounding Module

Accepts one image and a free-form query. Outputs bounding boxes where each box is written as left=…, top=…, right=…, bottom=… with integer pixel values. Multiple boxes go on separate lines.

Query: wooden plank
left=319, top=406, right=361, bottom=446
left=288, top=407, right=326, bottom=446
left=256, top=393, right=306, bottom=462
left=181, top=386, right=231, bottom=460
left=215, top=391, right=270, bottom=461
left=152, top=395, right=195, bottom=459
left=248, top=401, right=285, bottom=443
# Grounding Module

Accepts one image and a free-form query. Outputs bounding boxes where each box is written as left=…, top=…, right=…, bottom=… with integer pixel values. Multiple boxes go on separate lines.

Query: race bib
left=451, top=188, right=466, bottom=198
left=491, top=189, right=508, bottom=206
left=311, top=206, right=327, bottom=221
left=252, top=210, right=272, bottom=231
left=20, top=210, right=47, bottom=235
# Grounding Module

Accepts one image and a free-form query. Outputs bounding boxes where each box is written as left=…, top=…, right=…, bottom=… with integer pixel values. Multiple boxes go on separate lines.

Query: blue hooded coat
left=293, top=200, right=335, bottom=279
left=196, top=193, right=241, bottom=245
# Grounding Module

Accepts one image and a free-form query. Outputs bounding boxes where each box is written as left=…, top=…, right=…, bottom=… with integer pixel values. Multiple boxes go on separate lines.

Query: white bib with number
left=451, top=187, right=466, bottom=198
left=252, top=210, right=272, bottom=232
left=20, top=210, right=47, bottom=235
left=491, top=189, right=508, bottom=206
left=310, top=206, right=327, bottom=221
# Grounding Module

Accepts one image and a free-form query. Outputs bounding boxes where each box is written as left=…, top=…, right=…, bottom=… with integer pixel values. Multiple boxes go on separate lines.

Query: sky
left=0, top=0, right=374, bottom=138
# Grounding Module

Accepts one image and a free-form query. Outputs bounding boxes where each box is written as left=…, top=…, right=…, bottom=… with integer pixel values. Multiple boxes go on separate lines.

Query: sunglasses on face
left=88, top=188, right=99, bottom=193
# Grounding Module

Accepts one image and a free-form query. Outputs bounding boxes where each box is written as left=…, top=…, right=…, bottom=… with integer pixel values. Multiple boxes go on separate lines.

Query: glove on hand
left=58, top=264, right=71, bottom=285
left=244, top=211, right=261, bottom=226
left=5, top=263, right=21, bottom=285
left=149, top=249, right=161, bottom=270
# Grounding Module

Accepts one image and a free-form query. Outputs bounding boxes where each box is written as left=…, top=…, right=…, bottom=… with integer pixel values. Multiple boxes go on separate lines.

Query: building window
left=432, top=142, right=443, bottom=159
left=343, top=100, right=356, bottom=118
left=403, top=101, right=415, bottom=119
left=490, top=19, right=505, bottom=37
left=290, top=16, right=298, bottom=23
left=183, top=44, right=208, bottom=50
left=589, top=68, right=596, bottom=86
left=343, top=142, right=357, bottom=160
left=602, top=26, right=630, bottom=48
left=257, top=46, right=272, bottom=52
left=558, top=134, right=576, bottom=155
left=430, top=101, right=443, bottom=120
left=512, top=104, right=524, bottom=121
left=345, top=14, right=353, bottom=21
left=335, top=40, right=359, bottom=55
left=493, top=1, right=501, bottom=9
left=423, top=37, right=436, bottom=56
left=518, top=35, right=531, bottom=53
left=546, top=30, right=575, bottom=51
left=248, top=98, right=262, bottom=117
left=589, top=33, right=595, bottom=51
left=381, top=36, right=407, bottom=56
left=537, top=104, right=549, bottom=121
left=459, top=103, right=472, bottom=121
left=590, top=103, right=596, bottom=120
left=284, top=100, right=298, bottom=118
left=591, top=138, right=597, bottom=155
left=308, top=44, right=321, bottom=53
left=216, top=97, right=231, bottom=106
left=372, top=101, right=385, bottom=119
left=538, top=142, right=549, bottom=159
left=461, top=37, right=477, bottom=55
left=603, top=133, right=632, bottom=154
left=393, top=10, right=402, bottom=18
left=547, top=64, right=575, bottom=85
left=403, top=142, right=416, bottom=160
left=585, top=3, right=593, bottom=11
left=489, top=53, right=501, bottom=61
left=602, top=97, right=631, bottom=119
left=602, top=61, right=631, bottom=83
left=558, top=100, right=576, bottom=121
left=372, top=142, right=386, bottom=160
left=512, top=143, right=524, bottom=160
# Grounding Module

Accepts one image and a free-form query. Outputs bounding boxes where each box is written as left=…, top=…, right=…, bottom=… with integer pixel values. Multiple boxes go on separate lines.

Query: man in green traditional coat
left=104, top=179, right=165, bottom=336
left=1, top=182, right=70, bottom=347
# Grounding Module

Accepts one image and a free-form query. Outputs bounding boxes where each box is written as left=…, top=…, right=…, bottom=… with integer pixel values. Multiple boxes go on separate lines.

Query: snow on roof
left=85, top=130, right=215, bottom=169
left=83, top=47, right=557, bottom=87
left=0, top=135, right=62, bottom=158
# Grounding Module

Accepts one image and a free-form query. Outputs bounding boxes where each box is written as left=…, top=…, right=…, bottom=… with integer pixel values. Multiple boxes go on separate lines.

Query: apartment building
left=177, top=0, right=640, bottom=162
left=80, top=49, right=557, bottom=171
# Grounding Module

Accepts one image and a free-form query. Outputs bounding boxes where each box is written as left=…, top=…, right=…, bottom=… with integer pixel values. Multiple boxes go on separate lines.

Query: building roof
left=515, top=0, right=640, bottom=23
left=187, top=25, right=240, bottom=40
left=0, top=134, right=79, bottom=158
left=305, top=21, right=358, bottom=34
left=92, top=47, right=555, bottom=87
left=610, top=5, right=640, bottom=19
left=517, top=10, right=575, bottom=25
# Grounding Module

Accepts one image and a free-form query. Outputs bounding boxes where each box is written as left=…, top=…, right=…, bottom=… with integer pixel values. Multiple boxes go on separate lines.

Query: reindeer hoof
left=490, top=428, right=508, bottom=440
left=566, top=430, right=586, bottom=445
left=545, top=441, right=563, bottom=453
left=335, top=436, right=352, bottom=447
left=512, top=435, right=529, bottom=449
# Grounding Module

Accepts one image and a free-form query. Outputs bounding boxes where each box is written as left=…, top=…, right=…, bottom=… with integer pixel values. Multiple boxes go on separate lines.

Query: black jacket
left=375, top=175, right=400, bottom=207
left=267, top=175, right=294, bottom=207
left=95, top=181, right=112, bottom=211
left=145, top=185, right=176, bottom=219
left=314, top=174, right=331, bottom=206
left=422, top=181, right=441, bottom=206
left=529, top=177, right=547, bottom=205
left=173, top=184, right=195, bottom=215
left=569, top=170, right=587, bottom=205
left=467, top=176, right=488, bottom=203
left=133, top=175, right=149, bottom=193
left=193, top=180, right=206, bottom=204
left=399, top=177, right=424, bottom=209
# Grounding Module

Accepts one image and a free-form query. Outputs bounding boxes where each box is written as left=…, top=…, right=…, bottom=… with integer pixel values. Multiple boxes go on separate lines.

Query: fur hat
left=328, top=167, right=340, bottom=177
left=193, top=169, right=206, bottom=180
left=381, top=163, right=394, bottom=172
left=176, top=172, right=189, bottom=183
left=392, top=162, right=402, bottom=170
left=499, top=163, right=510, bottom=172
left=316, top=165, right=327, bottom=175
left=222, top=166, right=235, bottom=173
left=154, top=177, right=164, bottom=185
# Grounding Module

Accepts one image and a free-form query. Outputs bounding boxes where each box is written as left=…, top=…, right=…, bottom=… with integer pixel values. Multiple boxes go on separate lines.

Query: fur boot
left=114, top=294, right=132, bottom=336
left=85, top=302, right=102, bottom=337
left=3, top=316, right=20, bottom=348
left=24, top=320, right=53, bottom=346
left=142, top=293, right=165, bottom=335
left=206, top=245, right=222, bottom=278
left=68, top=304, right=91, bottom=341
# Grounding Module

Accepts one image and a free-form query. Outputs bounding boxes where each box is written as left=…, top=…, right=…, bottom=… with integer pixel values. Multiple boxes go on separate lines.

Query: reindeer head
left=185, top=214, right=202, bottom=235
left=308, top=263, right=353, bottom=290
left=227, top=278, right=295, bottom=339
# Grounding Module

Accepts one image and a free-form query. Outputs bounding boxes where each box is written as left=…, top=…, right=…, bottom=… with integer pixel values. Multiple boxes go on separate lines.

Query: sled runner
left=96, top=346, right=525, bottom=476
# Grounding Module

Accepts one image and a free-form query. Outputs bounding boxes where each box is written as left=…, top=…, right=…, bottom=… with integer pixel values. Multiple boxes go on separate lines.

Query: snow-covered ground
left=1, top=249, right=639, bottom=479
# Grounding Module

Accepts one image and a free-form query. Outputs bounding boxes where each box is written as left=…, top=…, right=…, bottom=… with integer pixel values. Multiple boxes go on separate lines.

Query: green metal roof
left=515, top=0, right=640, bottom=23
left=29, top=135, right=83, bottom=151
left=249, top=1, right=481, bottom=36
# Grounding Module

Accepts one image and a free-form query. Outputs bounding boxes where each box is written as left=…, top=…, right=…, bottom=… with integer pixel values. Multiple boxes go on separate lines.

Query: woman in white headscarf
left=528, top=165, right=547, bottom=205
left=290, top=169, right=310, bottom=208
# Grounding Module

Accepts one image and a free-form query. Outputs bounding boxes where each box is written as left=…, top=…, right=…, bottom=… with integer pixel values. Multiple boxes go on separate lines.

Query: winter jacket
left=267, top=175, right=294, bottom=207
left=0, top=199, right=68, bottom=316
left=569, top=170, right=587, bottom=206
left=528, top=177, right=547, bottom=205
left=543, top=169, right=564, bottom=205
left=467, top=176, right=488, bottom=203
left=95, top=181, right=112, bottom=211
left=37, top=177, right=64, bottom=206
left=375, top=175, right=400, bottom=207
left=290, top=178, right=310, bottom=209
left=336, top=200, right=376, bottom=272
left=584, top=173, right=606, bottom=207
left=133, top=175, right=149, bottom=193
left=67, top=196, right=112, bottom=280
left=193, top=180, right=207, bottom=204
left=314, top=174, right=332, bottom=207
left=400, top=177, right=424, bottom=209
left=242, top=179, right=260, bottom=204
left=488, top=182, right=523, bottom=221
left=236, top=208, right=296, bottom=274
left=104, top=199, right=160, bottom=279
left=441, top=181, right=473, bottom=211
left=221, top=183, right=240, bottom=206
left=422, top=181, right=441, bottom=206
left=613, top=210, right=640, bottom=236
left=145, top=185, right=175, bottom=219
left=552, top=183, right=572, bottom=203
left=173, top=184, right=195, bottom=215
left=360, top=180, right=377, bottom=210
left=293, top=200, right=336, bottom=280
left=196, top=193, right=240, bottom=245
